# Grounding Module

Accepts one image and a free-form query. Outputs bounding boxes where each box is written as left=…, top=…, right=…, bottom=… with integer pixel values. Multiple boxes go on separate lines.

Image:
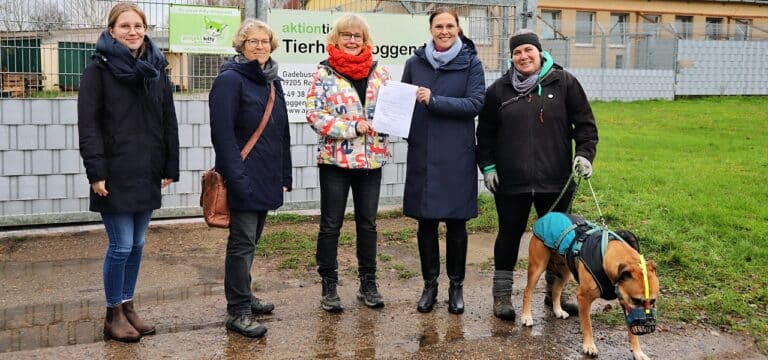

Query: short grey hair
left=233, top=18, right=279, bottom=53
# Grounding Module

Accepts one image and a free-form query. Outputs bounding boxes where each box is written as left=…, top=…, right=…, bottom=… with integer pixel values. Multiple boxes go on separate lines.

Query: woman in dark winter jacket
left=305, top=14, right=390, bottom=313
left=209, top=19, right=292, bottom=338
left=476, top=29, right=598, bottom=322
left=401, top=7, right=485, bottom=315
left=78, top=2, right=178, bottom=343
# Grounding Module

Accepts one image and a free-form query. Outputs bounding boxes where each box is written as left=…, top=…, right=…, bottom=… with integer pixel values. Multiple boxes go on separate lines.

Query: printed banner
left=169, top=4, right=240, bottom=54
left=269, top=9, right=471, bottom=122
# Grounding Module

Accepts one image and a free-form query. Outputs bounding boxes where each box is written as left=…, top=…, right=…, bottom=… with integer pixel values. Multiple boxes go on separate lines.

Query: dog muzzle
left=624, top=305, right=656, bottom=335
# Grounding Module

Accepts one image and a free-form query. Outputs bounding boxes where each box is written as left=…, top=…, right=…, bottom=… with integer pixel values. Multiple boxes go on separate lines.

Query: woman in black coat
left=476, top=30, right=598, bottom=321
left=209, top=19, right=292, bottom=339
left=78, top=3, right=178, bottom=343
left=401, top=7, right=485, bottom=315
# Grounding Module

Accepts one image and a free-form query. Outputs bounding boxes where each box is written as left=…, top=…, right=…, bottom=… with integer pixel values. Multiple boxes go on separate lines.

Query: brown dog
left=520, top=213, right=659, bottom=360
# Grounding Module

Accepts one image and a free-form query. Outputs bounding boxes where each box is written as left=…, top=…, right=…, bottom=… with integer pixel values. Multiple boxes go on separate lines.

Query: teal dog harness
left=532, top=212, right=627, bottom=300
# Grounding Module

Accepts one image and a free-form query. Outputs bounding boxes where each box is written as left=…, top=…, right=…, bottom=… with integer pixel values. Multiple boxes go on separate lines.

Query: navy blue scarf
left=94, top=30, right=167, bottom=102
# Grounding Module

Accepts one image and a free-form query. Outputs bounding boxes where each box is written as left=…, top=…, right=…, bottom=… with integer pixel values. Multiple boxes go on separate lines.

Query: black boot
left=357, top=273, right=384, bottom=308
left=417, top=220, right=441, bottom=313
left=321, top=277, right=343, bottom=313
left=492, top=270, right=516, bottom=321
left=448, top=279, right=464, bottom=314
left=544, top=271, right=578, bottom=316
left=417, top=279, right=438, bottom=313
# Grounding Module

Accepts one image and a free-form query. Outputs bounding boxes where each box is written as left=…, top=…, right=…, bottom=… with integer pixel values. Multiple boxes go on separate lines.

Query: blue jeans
left=101, top=210, right=153, bottom=307
left=316, top=165, right=382, bottom=281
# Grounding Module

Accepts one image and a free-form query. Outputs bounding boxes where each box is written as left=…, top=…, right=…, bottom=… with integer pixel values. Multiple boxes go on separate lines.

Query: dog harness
left=532, top=212, right=626, bottom=300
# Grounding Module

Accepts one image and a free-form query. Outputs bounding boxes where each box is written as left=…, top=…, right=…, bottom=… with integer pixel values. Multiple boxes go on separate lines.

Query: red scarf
left=327, top=44, right=373, bottom=80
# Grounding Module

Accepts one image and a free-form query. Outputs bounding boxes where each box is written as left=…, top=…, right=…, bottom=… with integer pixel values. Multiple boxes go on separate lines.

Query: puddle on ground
left=0, top=282, right=226, bottom=353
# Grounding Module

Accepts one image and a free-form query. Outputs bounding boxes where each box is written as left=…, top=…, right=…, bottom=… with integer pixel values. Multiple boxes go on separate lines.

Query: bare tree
left=67, top=0, right=114, bottom=28
left=29, top=1, right=69, bottom=31
left=0, top=0, right=29, bottom=31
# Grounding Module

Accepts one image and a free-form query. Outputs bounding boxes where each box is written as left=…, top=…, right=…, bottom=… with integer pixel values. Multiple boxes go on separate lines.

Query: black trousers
left=316, top=165, right=382, bottom=281
left=225, top=209, right=267, bottom=316
left=417, top=219, right=468, bottom=282
left=493, top=192, right=573, bottom=271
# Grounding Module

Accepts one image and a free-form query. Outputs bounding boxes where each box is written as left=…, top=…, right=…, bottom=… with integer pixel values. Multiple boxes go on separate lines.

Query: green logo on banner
left=169, top=4, right=241, bottom=54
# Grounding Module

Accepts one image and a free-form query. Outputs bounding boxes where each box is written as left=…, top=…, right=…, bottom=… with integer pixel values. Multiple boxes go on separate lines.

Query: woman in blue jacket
left=209, top=19, right=292, bottom=338
left=401, top=7, right=485, bottom=315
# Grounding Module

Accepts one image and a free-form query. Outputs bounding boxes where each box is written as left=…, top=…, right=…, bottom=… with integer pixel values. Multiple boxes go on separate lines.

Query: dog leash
left=547, top=170, right=607, bottom=228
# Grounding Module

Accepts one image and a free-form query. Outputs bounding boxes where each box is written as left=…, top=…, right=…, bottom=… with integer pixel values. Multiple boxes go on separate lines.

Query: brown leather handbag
left=200, top=84, right=275, bottom=228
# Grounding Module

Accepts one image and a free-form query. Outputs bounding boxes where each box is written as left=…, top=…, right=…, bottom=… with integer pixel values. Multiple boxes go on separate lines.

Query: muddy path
left=0, top=219, right=765, bottom=359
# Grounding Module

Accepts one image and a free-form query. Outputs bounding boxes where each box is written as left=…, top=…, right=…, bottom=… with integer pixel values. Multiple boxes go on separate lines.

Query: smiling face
left=108, top=10, right=146, bottom=57
left=336, top=26, right=365, bottom=56
left=430, top=13, right=459, bottom=50
left=512, top=43, right=542, bottom=76
left=242, top=28, right=272, bottom=65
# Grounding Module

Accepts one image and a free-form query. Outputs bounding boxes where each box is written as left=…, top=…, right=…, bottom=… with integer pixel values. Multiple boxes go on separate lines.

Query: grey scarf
left=510, top=68, right=539, bottom=94
left=234, top=55, right=279, bottom=83
left=424, top=36, right=463, bottom=70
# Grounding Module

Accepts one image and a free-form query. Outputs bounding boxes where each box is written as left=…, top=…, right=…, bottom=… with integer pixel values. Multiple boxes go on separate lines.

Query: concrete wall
left=676, top=40, right=768, bottom=96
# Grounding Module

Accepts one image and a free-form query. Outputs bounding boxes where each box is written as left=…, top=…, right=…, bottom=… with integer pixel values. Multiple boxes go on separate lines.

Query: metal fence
left=4, top=1, right=768, bottom=99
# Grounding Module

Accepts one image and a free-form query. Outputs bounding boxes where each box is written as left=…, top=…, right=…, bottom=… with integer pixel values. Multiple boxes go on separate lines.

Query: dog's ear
left=616, top=263, right=634, bottom=283
left=615, top=229, right=640, bottom=252
left=646, top=259, right=656, bottom=273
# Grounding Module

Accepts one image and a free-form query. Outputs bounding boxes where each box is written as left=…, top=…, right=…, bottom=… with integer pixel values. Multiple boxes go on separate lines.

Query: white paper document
left=372, top=81, right=418, bottom=138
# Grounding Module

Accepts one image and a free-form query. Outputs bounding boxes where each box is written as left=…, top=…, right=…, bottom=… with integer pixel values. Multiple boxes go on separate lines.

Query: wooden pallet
left=1, top=73, right=26, bottom=97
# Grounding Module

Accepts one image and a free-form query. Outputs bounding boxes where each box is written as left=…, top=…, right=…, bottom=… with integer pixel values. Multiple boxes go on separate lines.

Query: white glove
left=483, top=171, right=499, bottom=193
left=573, top=156, right=593, bottom=178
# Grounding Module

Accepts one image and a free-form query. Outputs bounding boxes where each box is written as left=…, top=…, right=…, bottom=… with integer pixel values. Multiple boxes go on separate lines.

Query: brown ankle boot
left=104, top=304, right=141, bottom=342
left=123, top=300, right=156, bottom=336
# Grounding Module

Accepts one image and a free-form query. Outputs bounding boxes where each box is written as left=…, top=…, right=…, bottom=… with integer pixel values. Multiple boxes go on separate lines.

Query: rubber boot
left=544, top=271, right=579, bottom=316
left=103, top=304, right=141, bottom=343
left=417, top=221, right=441, bottom=313
left=123, top=300, right=156, bottom=336
left=492, top=270, right=516, bottom=321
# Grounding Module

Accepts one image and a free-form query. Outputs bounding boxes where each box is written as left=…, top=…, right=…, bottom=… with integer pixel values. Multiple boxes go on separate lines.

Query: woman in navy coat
left=401, top=6, right=485, bottom=315
left=209, top=19, right=292, bottom=338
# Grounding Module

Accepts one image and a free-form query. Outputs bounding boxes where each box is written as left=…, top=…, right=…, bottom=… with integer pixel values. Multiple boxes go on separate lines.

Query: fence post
left=244, top=0, right=257, bottom=19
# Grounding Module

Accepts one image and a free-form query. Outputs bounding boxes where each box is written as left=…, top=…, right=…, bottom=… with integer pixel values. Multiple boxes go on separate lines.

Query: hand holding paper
left=371, top=81, right=418, bottom=138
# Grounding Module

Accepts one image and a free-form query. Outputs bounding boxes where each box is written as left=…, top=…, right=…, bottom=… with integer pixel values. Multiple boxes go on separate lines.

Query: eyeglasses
left=115, top=23, right=146, bottom=33
left=245, top=39, right=271, bottom=47
left=340, top=32, right=364, bottom=41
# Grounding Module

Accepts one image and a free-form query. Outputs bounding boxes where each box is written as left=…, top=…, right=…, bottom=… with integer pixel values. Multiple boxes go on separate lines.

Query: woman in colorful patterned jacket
left=305, top=13, right=390, bottom=313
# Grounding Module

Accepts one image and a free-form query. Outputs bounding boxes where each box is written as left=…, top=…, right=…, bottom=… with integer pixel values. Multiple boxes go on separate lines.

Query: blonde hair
left=327, top=14, right=373, bottom=47
left=233, top=18, right=279, bottom=53
left=107, top=2, right=147, bottom=29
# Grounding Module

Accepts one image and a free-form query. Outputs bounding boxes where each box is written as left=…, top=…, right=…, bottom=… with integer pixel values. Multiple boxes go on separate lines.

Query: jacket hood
left=414, top=36, right=478, bottom=71
left=219, top=56, right=267, bottom=84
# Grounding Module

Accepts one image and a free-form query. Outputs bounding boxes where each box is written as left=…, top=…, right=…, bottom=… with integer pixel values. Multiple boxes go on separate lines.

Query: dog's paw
left=582, top=342, right=598, bottom=357
left=553, top=308, right=570, bottom=319
left=632, top=350, right=651, bottom=360
left=520, top=314, right=534, bottom=327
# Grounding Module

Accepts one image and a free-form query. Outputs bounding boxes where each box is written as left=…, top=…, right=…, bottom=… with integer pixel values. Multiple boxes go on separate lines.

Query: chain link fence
left=1, top=0, right=766, bottom=98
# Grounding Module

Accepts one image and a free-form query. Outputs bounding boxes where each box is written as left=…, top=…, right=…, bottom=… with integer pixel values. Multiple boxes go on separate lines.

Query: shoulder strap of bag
left=239, top=83, right=276, bottom=160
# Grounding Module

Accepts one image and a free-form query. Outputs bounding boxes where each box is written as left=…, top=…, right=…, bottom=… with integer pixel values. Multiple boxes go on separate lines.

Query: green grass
left=579, top=97, right=768, bottom=348
left=391, top=263, right=418, bottom=279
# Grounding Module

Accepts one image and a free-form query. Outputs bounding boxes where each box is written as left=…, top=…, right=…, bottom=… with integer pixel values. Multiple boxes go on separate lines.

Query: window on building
left=675, top=16, right=693, bottom=39
left=610, top=13, right=629, bottom=45
left=576, top=12, right=595, bottom=44
left=468, top=7, right=491, bottom=45
left=641, top=14, right=661, bottom=40
left=735, top=19, right=752, bottom=40
left=705, top=18, right=723, bottom=40
left=540, top=10, right=561, bottom=39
